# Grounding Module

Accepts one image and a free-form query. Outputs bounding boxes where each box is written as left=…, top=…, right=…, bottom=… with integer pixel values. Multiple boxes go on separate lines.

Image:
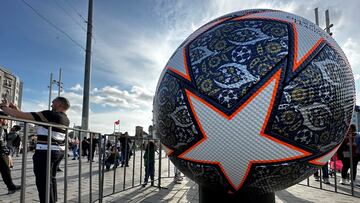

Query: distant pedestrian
left=120, top=132, right=131, bottom=167
left=0, top=96, right=70, bottom=203
left=142, top=141, right=156, bottom=187
left=337, top=124, right=359, bottom=185
left=82, top=137, right=89, bottom=157
left=71, top=138, right=79, bottom=160
left=87, top=135, right=97, bottom=162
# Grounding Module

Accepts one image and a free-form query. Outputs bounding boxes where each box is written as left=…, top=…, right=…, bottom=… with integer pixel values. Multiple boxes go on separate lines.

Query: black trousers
left=33, top=150, right=64, bottom=203
left=0, top=154, right=16, bottom=190
left=87, top=147, right=95, bottom=161
left=341, top=157, right=360, bottom=180
left=144, top=161, right=155, bottom=183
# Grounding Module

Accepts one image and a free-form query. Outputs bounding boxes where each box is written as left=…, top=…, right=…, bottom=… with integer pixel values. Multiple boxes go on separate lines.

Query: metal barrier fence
left=0, top=116, right=177, bottom=203
left=1, top=115, right=359, bottom=202
left=300, top=133, right=360, bottom=198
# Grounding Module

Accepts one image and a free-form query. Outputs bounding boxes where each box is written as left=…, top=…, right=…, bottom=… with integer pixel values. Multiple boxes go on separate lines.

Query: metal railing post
left=349, top=135, right=354, bottom=196
left=113, top=135, right=117, bottom=194
left=132, top=138, right=136, bottom=187
left=100, top=135, right=107, bottom=201
left=158, top=140, right=162, bottom=188
left=45, top=127, right=52, bottom=203
left=168, top=154, right=170, bottom=178
left=319, top=169, right=323, bottom=189
left=98, top=134, right=102, bottom=203
left=89, top=133, right=93, bottom=203
left=140, top=139, right=143, bottom=185
left=20, top=122, right=28, bottom=203
left=64, top=129, right=69, bottom=203
left=123, top=137, right=128, bottom=190
left=78, top=132, right=83, bottom=203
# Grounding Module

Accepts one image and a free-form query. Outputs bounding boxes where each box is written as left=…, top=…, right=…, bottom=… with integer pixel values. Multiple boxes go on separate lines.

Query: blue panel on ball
left=188, top=20, right=289, bottom=109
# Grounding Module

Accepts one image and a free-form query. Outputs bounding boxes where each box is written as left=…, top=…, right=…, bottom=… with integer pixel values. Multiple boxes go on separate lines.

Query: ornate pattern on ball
left=154, top=9, right=355, bottom=194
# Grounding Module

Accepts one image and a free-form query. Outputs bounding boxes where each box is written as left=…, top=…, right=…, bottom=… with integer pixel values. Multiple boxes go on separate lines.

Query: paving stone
left=1, top=152, right=360, bottom=203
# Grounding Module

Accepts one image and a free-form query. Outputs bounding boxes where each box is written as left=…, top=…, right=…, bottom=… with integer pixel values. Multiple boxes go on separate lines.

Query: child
left=142, top=141, right=156, bottom=187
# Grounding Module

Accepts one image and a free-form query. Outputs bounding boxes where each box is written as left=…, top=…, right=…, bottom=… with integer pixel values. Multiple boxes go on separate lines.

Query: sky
left=0, top=0, right=359, bottom=135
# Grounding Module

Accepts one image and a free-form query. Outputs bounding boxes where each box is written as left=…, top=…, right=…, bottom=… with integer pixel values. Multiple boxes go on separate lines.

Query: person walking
left=0, top=116, right=21, bottom=194
left=0, top=97, right=70, bottom=203
left=337, top=124, right=359, bottom=185
left=71, top=138, right=79, bottom=160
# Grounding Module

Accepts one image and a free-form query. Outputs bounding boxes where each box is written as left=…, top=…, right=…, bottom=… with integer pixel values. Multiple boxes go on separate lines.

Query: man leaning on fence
left=0, top=97, right=70, bottom=203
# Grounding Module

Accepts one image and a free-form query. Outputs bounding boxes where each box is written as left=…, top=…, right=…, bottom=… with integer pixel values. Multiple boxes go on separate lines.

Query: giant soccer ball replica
left=153, top=9, right=355, bottom=193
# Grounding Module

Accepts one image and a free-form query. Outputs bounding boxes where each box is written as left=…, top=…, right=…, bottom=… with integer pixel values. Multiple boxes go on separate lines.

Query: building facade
left=0, top=65, right=23, bottom=109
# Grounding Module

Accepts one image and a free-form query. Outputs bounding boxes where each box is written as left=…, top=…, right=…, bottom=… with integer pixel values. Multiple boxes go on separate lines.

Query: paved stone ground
left=102, top=177, right=360, bottom=203
left=1, top=151, right=360, bottom=203
left=0, top=150, right=176, bottom=203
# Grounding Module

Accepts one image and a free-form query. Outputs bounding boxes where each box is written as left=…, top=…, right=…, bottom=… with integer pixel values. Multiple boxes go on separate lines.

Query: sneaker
left=323, top=178, right=330, bottom=184
left=174, top=176, right=183, bottom=184
left=8, top=185, right=21, bottom=194
left=339, top=178, right=349, bottom=185
left=142, top=182, right=147, bottom=187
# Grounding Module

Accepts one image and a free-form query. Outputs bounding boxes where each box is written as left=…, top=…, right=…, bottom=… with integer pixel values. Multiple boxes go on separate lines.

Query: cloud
left=91, top=85, right=153, bottom=109
left=355, top=74, right=360, bottom=81
left=343, top=38, right=360, bottom=71
left=70, top=83, right=83, bottom=92
left=60, top=84, right=154, bottom=134
left=21, top=100, right=48, bottom=112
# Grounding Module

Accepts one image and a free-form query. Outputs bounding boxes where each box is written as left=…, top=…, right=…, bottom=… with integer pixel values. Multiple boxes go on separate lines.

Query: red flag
left=114, top=120, right=120, bottom=125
